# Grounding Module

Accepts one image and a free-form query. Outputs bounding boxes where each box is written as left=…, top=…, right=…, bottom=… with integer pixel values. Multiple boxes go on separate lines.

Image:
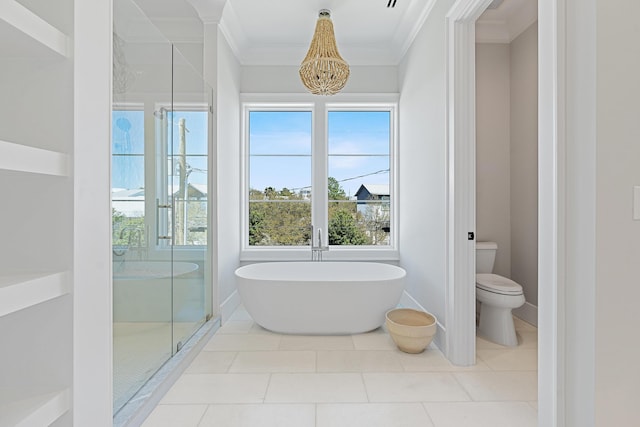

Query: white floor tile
left=363, top=373, right=471, bottom=402
left=476, top=349, right=538, bottom=371
left=228, top=306, right=253, bottom=321
left=517, top=331, right=538, bottom=348
left=229, top=351, right=316, bottom=373
left=351, top=331, right=398, bottom=350
left=424, top=402, right=538, bottom=427
left=317, top=350, right=403, bottom=373
left=204, top=334, right=281, bottom=351
left=317, top=403, right=434, bottom=427
left=185, top=351, right=237, bottom=374
left=198, top=404, right=316, bottom=427
left=160, top=374, right=270, bottom=404
left=265, top=373, right=368, bottom=403
left=217, top=321, right=254, bottom=334
left=475, top=336, right=509, bottom=350
left=279, top=335, right=355, bottom=351
left=249, top=323, right=280, bottom=335
left=453, top=371, right=538, bottom=401
left=397, top=349, right=492, bottom=372
left=140, top=305, right=539, bottom=427
left=513, top=317, right=537, bottom=332
left=140, top=404, right=207, bottom=427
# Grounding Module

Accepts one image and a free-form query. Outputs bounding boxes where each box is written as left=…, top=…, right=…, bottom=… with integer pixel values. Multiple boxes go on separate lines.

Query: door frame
left=445, top=0, right=564, bottom=426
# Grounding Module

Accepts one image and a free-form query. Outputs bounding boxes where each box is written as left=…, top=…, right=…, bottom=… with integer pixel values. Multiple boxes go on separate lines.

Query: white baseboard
left=220, top=290, right=241, bottom=324
left=398, top=291, right=446, bottom=351
left=513, top=301, right=538, bottom=327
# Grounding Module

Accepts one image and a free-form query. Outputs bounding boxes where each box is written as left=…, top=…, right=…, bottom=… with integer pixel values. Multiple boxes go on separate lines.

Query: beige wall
left=475, top=43, right=512, bottom=277
left=595, top=0, right=640, bottom=423
left=475, top=22, right=538, bottom=312
left=510, top=24, right=539, bottom=306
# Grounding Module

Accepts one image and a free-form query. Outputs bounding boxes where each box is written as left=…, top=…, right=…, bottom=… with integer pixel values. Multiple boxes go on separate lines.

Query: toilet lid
left=476, top=273, right=523, bottom=295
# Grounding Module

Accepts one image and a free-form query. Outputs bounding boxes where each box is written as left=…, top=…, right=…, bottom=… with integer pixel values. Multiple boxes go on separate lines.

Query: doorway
left=446, top=1, right=554, bottom=427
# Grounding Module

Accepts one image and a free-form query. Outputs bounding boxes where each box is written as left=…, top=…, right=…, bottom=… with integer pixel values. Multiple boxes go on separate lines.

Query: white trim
left=538, top=0, right=566, bottom=425
left=0, top=388, right=71, bottom=427
left=513, top=301, right=538, bottom=327
left=240, top=95, right=399, bottom=258
left=393, top=0, right=438, bottom=64
left=0, top=272, right=70, bottom=318
left=0, top=140, right=70, bottom=177
left=476, top=0, right=538, bottom=44
left=445, top=0, right=493, bottom=367
left=73, top=0, right=113, bottom=424
left=220, top=289, right=241, bottom=323
left=0, top=0, right=71, bottom=58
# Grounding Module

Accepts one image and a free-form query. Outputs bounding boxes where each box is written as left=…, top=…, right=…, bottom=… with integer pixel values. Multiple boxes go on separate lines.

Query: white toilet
left=476, top=241, right=525, bottom=346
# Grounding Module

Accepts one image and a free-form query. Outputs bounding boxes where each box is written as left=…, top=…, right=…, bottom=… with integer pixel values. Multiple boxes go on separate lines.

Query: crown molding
left=218, top=0, right=437, bottom=66
left=476, top=0, right=537, bottom=43
left=187, top=0, right=227, bottom=24
left=392, top=0, right=438, bottom=64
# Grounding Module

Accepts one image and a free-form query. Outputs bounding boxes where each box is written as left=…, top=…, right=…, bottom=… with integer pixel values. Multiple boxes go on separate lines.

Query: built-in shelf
left=0, top=388, right=71, bottom=427
left=0, top=140, right=70, bottom=177
left=0, top=0, right=71, bottom=58
left=0, top=272, right=71, bottom=318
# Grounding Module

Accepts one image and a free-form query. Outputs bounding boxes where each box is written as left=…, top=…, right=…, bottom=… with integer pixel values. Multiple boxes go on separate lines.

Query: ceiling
left=131, top=0, right=537, bottom=66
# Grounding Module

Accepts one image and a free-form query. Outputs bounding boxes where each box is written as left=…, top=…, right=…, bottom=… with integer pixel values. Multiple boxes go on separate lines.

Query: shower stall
left=112, top=0, right=214, bottom=416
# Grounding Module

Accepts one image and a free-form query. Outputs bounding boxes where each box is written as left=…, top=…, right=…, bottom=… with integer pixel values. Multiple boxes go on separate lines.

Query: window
left=112, top=108, right=146, bottom=248
left=112, top=104, right=209, bottom=251
left=164, top=108, right=209, bottom=246
left=328, top=110, right=391, bottom=246
left=243, top=97, right=397, bottom=258
left=248, top=110, right=312, bottom=246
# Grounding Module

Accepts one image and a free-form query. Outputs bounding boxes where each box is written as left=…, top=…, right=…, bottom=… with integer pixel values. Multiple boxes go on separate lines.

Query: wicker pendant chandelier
left=299, top=9, right=350, bottom=95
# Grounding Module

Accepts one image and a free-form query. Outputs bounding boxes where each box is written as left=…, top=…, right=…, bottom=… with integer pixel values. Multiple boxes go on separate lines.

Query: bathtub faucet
left=310, top=225, right=329, bottom=261
left=120, top=226, right=146, bottom=260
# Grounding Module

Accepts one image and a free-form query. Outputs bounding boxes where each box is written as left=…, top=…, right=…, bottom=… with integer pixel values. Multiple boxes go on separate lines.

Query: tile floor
left=141, top=307, right=538, bottom=427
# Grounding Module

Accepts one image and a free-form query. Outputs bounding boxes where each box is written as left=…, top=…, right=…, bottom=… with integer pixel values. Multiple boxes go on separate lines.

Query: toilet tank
left=476, top=241, right=498, bottom=273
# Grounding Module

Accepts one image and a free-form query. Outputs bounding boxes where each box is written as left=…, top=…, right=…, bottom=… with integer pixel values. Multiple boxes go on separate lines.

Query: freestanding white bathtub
left=235, top=261, right=406, bottom=335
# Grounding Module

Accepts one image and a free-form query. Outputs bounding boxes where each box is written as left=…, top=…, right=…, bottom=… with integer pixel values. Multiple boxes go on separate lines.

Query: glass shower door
left=165, top=45, right=211, bottom=353
left=113, top=1, right=212, bottom=417
left=112, top=0, right=173, bottom=413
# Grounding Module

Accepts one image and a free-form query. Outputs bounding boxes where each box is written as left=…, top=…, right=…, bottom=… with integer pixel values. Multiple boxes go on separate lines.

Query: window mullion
left=312, top=102, right=328, bottom=246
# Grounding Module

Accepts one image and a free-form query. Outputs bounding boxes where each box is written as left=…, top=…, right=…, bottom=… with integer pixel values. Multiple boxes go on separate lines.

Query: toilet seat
left=476, top=273, right=523, bottom=295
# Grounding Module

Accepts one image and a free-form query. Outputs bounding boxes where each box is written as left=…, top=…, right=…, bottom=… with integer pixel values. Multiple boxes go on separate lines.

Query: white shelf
left=0, top=0, right=71, bottom=58
left=0, top=140, right=70, bottom=177
left=0, top=388, right=71, bottom=427
left=0, top=272, right=71, bottom=318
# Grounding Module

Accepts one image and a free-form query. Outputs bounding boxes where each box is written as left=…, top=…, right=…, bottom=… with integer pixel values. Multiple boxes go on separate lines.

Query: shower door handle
left=156, top=199, right=173, bottom=244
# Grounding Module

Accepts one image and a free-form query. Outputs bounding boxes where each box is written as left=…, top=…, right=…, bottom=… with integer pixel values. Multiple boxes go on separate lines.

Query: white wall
left=215, top=29, right=241, bottom=314
left=475, top=43, right=512, bottom=277
left=510, top=23, right=538, bottom=308
left=397, top=0, right=454, bottom=335
left=241, top=66, right=398, bottom=93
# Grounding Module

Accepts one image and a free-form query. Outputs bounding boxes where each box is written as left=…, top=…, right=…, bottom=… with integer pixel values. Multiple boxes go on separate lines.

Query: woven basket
left=386, top=308, right=437, bottom=354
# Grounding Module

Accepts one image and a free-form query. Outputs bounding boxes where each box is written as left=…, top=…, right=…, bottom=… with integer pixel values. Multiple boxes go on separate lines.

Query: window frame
left=240, top=94, right=399, bottom=261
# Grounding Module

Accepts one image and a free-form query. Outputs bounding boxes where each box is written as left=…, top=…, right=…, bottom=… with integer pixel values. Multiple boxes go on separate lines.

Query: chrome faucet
left=310, top=224, right=329, bottom=261
left=119, top=226, right=145, bottom=260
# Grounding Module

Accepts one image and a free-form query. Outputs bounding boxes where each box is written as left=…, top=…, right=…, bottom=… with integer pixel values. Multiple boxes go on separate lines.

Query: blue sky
left=250, top=110, right=390, bottom=197
left=112, top=110, right=208, bottom=189
left=112, top=109, right=390, bottom=198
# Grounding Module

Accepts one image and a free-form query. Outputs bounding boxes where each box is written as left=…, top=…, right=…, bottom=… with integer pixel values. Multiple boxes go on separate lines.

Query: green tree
left=328, top=177, right=347, bottom=200
left=328, top=209, right=368, bottom=245
left=249, top=187, right=311, bottom=245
